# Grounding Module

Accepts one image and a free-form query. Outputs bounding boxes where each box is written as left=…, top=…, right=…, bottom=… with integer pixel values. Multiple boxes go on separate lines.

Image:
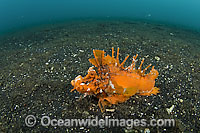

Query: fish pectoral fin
left=103, top=95, right=129, bottom=105
left=139, top=87, right=160, bottom=96
left=98, top=98, right=112, bottom=112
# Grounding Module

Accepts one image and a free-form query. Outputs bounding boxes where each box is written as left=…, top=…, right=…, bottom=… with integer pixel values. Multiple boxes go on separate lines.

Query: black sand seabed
left=0, top=19, right=199, bottom=132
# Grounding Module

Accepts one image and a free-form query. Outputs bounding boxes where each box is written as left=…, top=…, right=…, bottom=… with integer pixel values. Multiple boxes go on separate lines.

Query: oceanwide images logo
left=25, top=115, right=175, bottom=128
left=25, top=115, right=37, bottom=127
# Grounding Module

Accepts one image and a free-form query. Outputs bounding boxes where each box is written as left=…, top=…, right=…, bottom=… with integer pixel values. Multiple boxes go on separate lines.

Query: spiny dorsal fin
left=89, top=50, right=104, bottom=67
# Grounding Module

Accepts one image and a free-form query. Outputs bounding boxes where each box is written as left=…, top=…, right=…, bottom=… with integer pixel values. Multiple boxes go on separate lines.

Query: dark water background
left=1, top=0, right=200, bottom=34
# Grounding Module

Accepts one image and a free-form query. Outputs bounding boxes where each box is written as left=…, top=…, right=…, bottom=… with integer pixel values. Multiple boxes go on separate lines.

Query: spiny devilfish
left=71, top=48, right=159, bottom=112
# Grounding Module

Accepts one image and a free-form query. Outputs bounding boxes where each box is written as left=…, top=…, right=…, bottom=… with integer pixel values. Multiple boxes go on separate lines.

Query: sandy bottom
left=0, top=19, right=199, bottom=132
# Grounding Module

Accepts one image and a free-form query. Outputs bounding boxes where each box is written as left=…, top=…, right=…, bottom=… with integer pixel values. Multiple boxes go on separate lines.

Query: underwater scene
left=0, top=0, right=200, bottom=132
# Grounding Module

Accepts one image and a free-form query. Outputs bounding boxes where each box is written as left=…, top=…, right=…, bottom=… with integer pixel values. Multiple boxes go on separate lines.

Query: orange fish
left=71, top=48, right=159, bottom=112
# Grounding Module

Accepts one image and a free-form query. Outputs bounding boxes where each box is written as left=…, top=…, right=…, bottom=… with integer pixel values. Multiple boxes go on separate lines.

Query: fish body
left=71, top=48, right=159, bottom=112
